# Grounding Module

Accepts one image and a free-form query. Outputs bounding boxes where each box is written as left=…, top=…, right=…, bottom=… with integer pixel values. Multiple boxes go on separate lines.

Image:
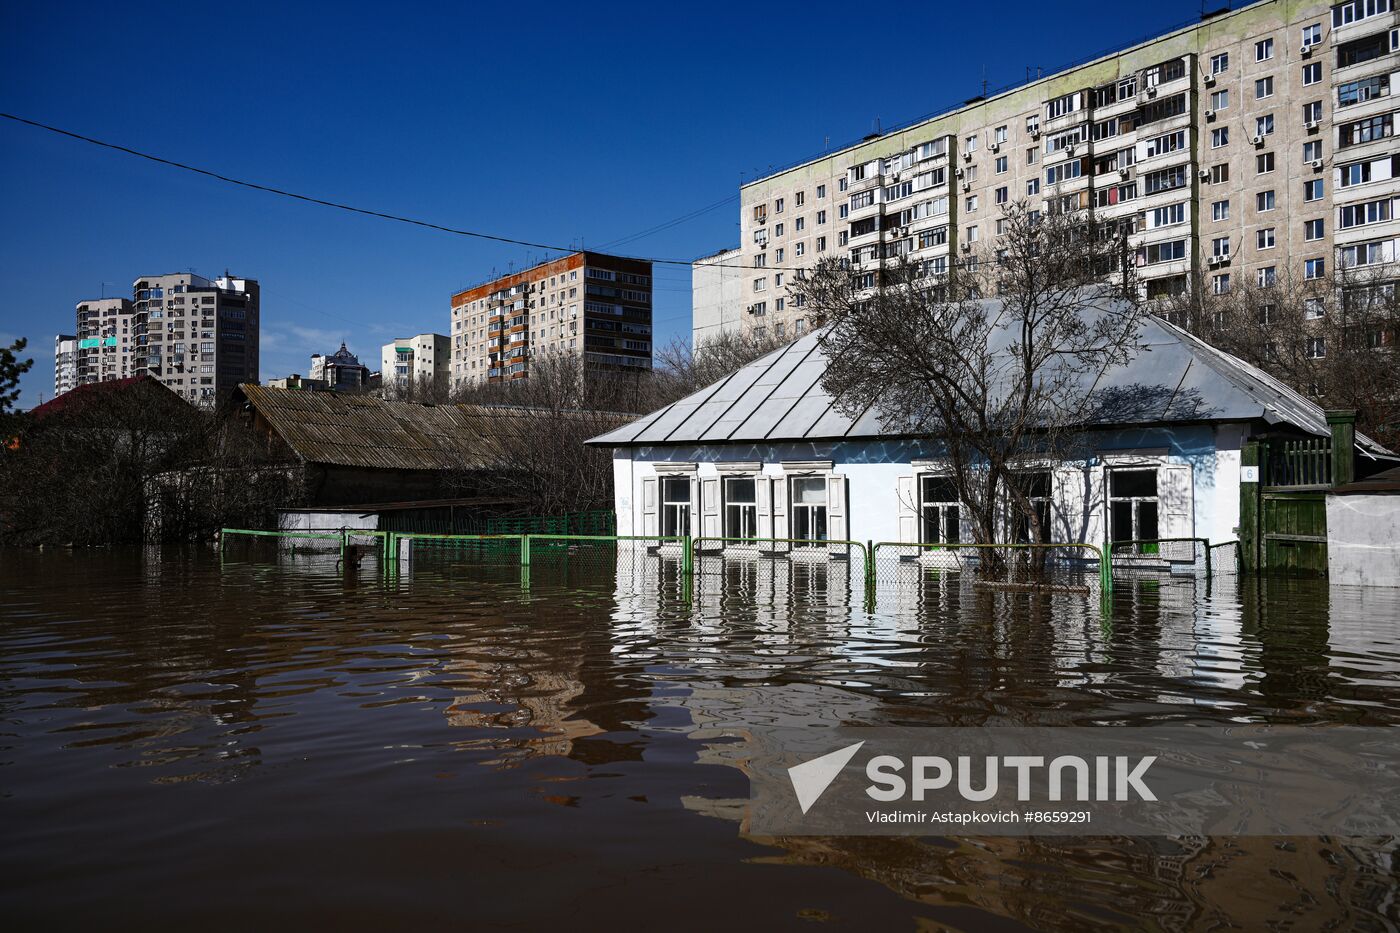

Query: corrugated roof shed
left=233, top=384, right=567, bottom=471
left=588, top=294, right=1391, bottom=458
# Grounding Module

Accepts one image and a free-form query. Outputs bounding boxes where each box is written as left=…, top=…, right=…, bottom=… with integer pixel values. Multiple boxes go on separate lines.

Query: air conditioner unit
left=1146, top=86, right=1158, bottom=97
left=963, top=151, right=973, bottom=162
left=1208, top=254, right=1222, bottom=266
left=1300, top=43, right=1313, bottom=57
left=962, top=182, right=971, bottom=192
left=1199, top=168, right=1211, bottom=179
left=900, top=226, right=910, bottom=236
left=1310, top=159, right=1323, bottom=170
left=990, top=142, right=1001, bottom=153
left=1305, top=120, right=1319, bottom=131
left=1066, top=145, right=1076, bottom=156
left=954, top=167, right=965, bottom=178
left=1030, top=128, right=1041, bottom=138
left=1205, top=108, right=1216, bottom=120
left=1252, top=134, right=1265, bottom=146
left=1204, top=73, right=1216, bottom=86
left=960, top=243, right=973, bottom=252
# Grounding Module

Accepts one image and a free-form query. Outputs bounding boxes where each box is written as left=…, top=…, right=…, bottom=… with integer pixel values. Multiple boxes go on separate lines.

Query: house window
left=919, top=475, right=960, bottom=543
left=1110, top=469, right=1159, bottom=553
left=661, top=477, right=691, bottom=537
left=1304, top=179, right=1324, bottom=201
left=723, top=477, right=757, bottom=538
left=1255, top=77, right=1274, bottom=100
left=1255, top=38, right=1273, bottom=61
left=790, top=477, right=828, bottom=541
left=1307, top=336, right=1326, bottom=358
left=1210, top=52, right=1229, bottom=74
left=1303, top=62, right=1322, bottom=86
left=1009, top=473, right=1051, bottom=543
left=1305, top=257, right=1326, bottom=279
left=1305, top=218, right=1324, bottom=240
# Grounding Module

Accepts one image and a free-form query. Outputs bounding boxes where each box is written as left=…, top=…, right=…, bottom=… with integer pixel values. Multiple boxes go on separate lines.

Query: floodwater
left=3, top=545, right=1399, bottom=931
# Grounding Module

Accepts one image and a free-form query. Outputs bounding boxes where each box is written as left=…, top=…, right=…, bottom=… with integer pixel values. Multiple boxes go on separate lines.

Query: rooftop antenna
left=100, top=281, right=105, bottom=299
left=824, top=135, right=830, bottom=153
left=981, top=65, right=989, bottom=99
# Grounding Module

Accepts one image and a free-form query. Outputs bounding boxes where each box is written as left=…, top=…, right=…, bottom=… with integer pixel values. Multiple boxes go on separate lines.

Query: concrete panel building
left=129, top=272, right=260, bottom=405
left=450, top=251, right=653, bottom=385
left=733, top=0, right=1399, bottom=337
left=691, top=248, right=746, bottom=345
left=53, top=334, right=78, bottom=398
left=382, top=333, right=450, bottom=390
left=74, top=297, right=134, bottom=386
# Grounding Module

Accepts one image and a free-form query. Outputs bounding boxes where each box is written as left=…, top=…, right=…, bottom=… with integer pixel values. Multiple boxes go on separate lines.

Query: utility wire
left=0, top=112, right=784, bottom=273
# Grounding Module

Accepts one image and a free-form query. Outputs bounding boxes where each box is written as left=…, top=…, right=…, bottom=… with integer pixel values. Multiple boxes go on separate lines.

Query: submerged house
left=588, top=296, right=1391, bottom=559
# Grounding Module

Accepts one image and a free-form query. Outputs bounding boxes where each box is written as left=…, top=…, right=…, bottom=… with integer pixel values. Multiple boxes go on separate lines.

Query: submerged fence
left=218, top=527, right=1259, bottom=610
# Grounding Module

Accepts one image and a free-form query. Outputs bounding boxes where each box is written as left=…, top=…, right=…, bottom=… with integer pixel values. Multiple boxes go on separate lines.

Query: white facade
left=53, top=334, right=78, bottom=398
left=691, top=248, right=746, bottom=346
left=381, top=333, right=450, bottom=388
left=611, top=424, right=1245, bottom=556
left=1326, top=491, right=1400, bottom=584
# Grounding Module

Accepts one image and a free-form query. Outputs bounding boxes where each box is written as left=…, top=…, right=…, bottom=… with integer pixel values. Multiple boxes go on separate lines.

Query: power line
left=0, top=112, right=786, bottom=273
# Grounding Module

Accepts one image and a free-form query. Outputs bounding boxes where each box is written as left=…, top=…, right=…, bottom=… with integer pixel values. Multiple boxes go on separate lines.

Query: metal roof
left=588, top=295, right=1392, bottom=458
left=234, top=384, right=569, bottom=471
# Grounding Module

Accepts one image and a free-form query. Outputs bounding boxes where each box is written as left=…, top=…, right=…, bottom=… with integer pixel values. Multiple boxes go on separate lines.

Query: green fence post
left=1240, top=439, right=1264, bottom=575
left=682, top=535, right=694, bottom=577
left=1202, top=537, right=1212, bottom=585
left=521, top=534, right=531, bottom=568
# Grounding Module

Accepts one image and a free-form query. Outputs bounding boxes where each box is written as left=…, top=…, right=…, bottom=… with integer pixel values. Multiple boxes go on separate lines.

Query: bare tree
left=1157, top=266, right=1400, bottom=450
left=651, top=329, right=791, bottom=401
left=797, top=200, right=1145, bottom=553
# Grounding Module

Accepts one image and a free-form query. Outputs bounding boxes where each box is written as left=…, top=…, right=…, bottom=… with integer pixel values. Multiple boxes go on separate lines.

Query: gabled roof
left=31, top=374, right=185, bottom=423
left=234, top=384, right=626, bottom=471
left=589, top=294, right=1391, bottom=458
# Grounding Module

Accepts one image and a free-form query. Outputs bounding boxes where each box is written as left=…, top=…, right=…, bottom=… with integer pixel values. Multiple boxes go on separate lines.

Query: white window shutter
left=1158, top=462, right=1195, bottom=561
left=827, top=474, right=848, bottom=555
left=701, top=477, right=721, bottom=539
left=756, top=476, right=772, bottom=540
left=897, top=475, right=917, bottom=543
left=772, top=475, right=790, bottom=541
left=689, top=475, right=701, bottom=538
left=641, top=476, right=658, bottom=537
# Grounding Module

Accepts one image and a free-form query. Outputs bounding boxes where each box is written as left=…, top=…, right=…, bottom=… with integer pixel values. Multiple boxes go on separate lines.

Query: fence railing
left=1266, top=436, right=1332, bottom=488
left=871, top=541, right=1110, bottom=597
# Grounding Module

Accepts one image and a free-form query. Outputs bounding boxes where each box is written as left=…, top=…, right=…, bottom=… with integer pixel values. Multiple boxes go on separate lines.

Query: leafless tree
left=796, top=200, right=1145, bottom=554
left=378, top=372, right=454, bottom=405
left=651, top=329, right=791, bottom=401
left=1157, top=266, right=1400, bottom=450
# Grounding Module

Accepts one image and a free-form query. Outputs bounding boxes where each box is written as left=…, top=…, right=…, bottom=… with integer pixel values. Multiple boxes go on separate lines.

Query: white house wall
left=612, top=421, right=1249, bottom=549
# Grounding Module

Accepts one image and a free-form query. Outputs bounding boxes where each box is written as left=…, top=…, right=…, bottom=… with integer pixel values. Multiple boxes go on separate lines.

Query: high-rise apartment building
left=730, top=0, right=1399, bottom=338
left=450, top=251, right=653, bottom=384
left=53, top=334, right=78, bottom=398
left=382, top=334, right=450, bottom=389
left=129, top=272, right=259, bottom=404
left=691, top=248, right=746, bottom=347
left=74, top=297, right=135, bottom=386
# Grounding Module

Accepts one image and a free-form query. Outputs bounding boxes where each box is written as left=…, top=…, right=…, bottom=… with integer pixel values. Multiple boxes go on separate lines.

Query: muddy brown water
left=3, top=547, right=1398, bottom=930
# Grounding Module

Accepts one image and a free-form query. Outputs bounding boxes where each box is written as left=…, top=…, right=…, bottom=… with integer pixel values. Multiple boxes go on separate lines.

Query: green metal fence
left=870, top=541, right=1110, bottom=599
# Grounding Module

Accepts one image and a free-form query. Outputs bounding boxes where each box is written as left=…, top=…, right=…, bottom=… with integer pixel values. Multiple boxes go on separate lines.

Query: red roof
left=29, top=374, right=183, bottom=422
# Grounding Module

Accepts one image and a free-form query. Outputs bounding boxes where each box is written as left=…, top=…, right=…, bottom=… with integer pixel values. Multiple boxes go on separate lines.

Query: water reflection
left=2, top=546, right=1399, bottom=929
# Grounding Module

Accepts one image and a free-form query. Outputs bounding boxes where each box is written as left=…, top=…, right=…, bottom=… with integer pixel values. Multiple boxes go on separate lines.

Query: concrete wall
left=1326, top=493, right=1400, bottom=585
left=279, top=510, right=380, bottom=532
left=691, top=248, right=745, bottom=345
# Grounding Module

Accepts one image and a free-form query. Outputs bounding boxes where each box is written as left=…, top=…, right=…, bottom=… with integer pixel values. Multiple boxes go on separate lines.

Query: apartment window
left=1255, top=38, right=1273, bottom=61
left=1303, top=140, right=1324, bottom=161
left=790, top=477, right=828, bottom=541
left=919, top=475, right=960, bottom=544
left=839, top=178, right=848, bottom=192
left=1211, top=127, right=1230, bottom=148
left=1339, top=74, right=1391, bottom=107
left=1303, top=62, right=1322, bottom=86
left=1305, top=218, right=1325, bottom=240
left=1212, top=199, right=1230, bottom=221
left=966, top=195, right=979, bottom=212
left=753, top=253, right=767, bottom=267
left=795, top=191, right=805, bottom=207
left=1305, top=178, right=1324, bottom=200
left=1213, top=273, right=1232, bottom=294
left=1210, top=52, right=1229, bottom=74
left=794, top=216, right=805, bottom=232
left=1305, top=257, right=1327, bottom=279
left=995, top=156, right=1008, bottom=174
left=1302, top=22, right=1322, bottom=46
left=966, top=225, right=979, bottom=242
left=1339, top=114, right=1393, bottom=148
left=1303, top=101, right=1323, bottom=124
left=723, top=477, right=757, bottom=538
left=1026, top=147, right=1038, bottom=165
left=1210, top=89, right=1229, bottom=110
left=995, top=186, right=1008, bottom=205
left=817, top=209, right=826, bottom=224
left=1333, top=0, right=1394, bottom=27
left=1340, top=198, right=1394, bottom=227
left=994, top=125, right=1008, bottom=144
left=1257, top=152, right=1275, bottom=174
left=839, top=204, right=849, bottom=219
left=1307, top=337, right=1326, bottom=359
left=1257, top=190, right=1277, bottom=211
left=775, top=247, right=784, bottom=263
left=1027, top=178, right=1040, bottom=196
left=661, top=477, right=691, bottom=537
left=1109, top=470, right=1158, bottom=551
left=1257, top=228, right=1277, bottom=249
left=774, top=222, right=784, bottom=237
left=965, top=133, right=979, bottom=152
left=817, top=184, right=826, bottom=198
left=794, top=242, right=805, bottom=257
left=1212, top=235, right=1232, bottom=258
left=1026, top=114, right=1041, bottom=134
left=1305, top=298, right=1325, bottom=319
left=1337, top=31, right=1391, bottom=67
left=1258, top=266, right=1278, bottom=287
left=1255, top=76, right=1274, bottom=99
left=1143, top=239, right=1186, bottom=264
left=1210, top=163, right=1230, bottom=184
left=1256, top=115, right=1276, bottom=138
left=1150, top=203, right=1185, bottom=227
left=775, top=197, right=785, bottom=213
left=816, top=236, right=826, bottom=252
left=838, top=231, right=849, bottom=246
left=753, top=277, right=767, bottom=291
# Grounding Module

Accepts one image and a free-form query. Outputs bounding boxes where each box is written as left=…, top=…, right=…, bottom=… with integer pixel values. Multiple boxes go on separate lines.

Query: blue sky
left=1, top=0, right=1209, bottom=409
